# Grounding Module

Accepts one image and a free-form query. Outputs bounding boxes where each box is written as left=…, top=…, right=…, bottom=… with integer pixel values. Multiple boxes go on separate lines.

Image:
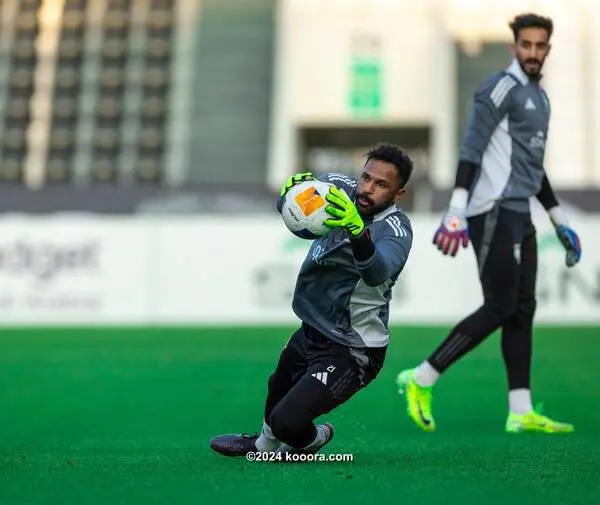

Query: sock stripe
left=435, top=332, right=469, bottom=365
left=437, top=335, right=469, bottom=368
left=441, top=336, right=471, bottom=368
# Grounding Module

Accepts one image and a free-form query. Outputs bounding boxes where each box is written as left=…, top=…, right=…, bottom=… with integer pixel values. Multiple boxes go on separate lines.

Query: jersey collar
left=372, top=204, right=398, bottom=223
left=357, top=203, right=398, bottom=225
left=506, top=58, right=529, bottom=86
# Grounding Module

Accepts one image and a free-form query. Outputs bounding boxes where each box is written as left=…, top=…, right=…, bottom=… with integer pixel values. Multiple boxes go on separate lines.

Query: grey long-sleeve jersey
left=280, top=172, right=413, bottom=349
left=460, top=58, right=551, bottom=217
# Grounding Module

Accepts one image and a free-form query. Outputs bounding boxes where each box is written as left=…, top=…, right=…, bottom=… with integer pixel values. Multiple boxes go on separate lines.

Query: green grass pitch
left=0, top=326, right=599, bottom=505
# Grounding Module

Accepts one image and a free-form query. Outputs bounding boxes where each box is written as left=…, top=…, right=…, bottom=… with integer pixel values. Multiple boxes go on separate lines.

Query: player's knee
left=484, top=295, right=519, bottom=323
left=515, top=298, right=536, bottom=326
left=266, top=365, right=293, bottom=399
left=269, top=404, right=309, bottom=446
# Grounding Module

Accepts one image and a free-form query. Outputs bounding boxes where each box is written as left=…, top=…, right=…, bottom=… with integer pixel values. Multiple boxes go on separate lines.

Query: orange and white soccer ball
left=281, top=180, right=344, bottom=239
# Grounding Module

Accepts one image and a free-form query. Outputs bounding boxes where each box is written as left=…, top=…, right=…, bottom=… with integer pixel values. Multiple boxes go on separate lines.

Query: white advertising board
left=0, top=213, right=598, bottom=325
left=0, top=217, right=151, bottom=323
left=156, top=215, right=600, bottom=325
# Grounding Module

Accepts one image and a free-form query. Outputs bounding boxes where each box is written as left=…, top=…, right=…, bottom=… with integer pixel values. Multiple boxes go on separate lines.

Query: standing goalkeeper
left=397, top=13, right=582, bottom=434
left=210, top=144, right=413, bottom=457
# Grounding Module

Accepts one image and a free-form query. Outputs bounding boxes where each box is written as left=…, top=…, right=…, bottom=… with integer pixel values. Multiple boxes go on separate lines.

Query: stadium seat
left=96, top=96, right=122, bottom=125
left=61, top=9, right=85, bottom=37
left=133, top=3, right=174, bottom=184
left=140, top=96, right=166, bottom=124
left=102, top=9, right=128, bottom=36
left=89, top=157, right=118, bottom=183
left=0, top=0, right=42, bottom=183
left=102, top=37, right=128, bottom=65
left=5, top=96, right=30, bottom=127
left=88, top=2, right=133, bottom=184
left=46, top=157, right=71, bottom=182
left=44, top=0, right=87, bottom=184
left=11, top=39, right=36, bottom=65
left=135, top=156, right=162, bottom=183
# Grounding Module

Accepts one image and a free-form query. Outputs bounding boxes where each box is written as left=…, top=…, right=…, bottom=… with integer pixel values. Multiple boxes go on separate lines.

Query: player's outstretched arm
left=349, top=218, right=413, bottom=287
left=323, top=186, right=412, bottom=286
left=536, top=174, right=582, bottom=267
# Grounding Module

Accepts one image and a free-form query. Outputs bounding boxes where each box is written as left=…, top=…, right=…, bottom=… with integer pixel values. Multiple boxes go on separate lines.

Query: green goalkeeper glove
left=324, top=186, right=365, bottom=237
left=279, top=172, right=316, bottom=197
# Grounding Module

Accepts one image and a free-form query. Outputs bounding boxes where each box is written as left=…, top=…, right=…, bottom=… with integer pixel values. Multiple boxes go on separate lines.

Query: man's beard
left=355, top=193, right=395, bottom=218
left=519, top=57, right=544, bottom=81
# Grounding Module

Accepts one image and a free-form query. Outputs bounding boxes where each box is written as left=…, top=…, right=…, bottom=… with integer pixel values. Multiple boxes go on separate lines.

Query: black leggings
left=428, top=206, right=537, bottom=390
left=264, top=323, right=386, bottom=448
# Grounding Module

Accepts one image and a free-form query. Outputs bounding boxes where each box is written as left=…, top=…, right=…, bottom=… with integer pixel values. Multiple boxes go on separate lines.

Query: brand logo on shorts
left=311, top=372, right=328, bottom=385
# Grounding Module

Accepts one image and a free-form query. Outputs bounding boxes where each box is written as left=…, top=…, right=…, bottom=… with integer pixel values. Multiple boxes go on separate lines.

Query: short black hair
left=509, top=13, right=553, bottom=41
left=365, top=143, right=413, bottom=188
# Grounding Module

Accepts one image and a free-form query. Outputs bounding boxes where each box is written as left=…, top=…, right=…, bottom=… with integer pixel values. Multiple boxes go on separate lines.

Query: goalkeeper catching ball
left=210, top=143, right=414, bottom=457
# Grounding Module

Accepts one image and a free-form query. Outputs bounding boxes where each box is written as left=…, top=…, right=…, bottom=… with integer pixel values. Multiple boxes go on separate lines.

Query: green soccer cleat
left=505, top=405, right=574, bottom=434
left=396, top=369, right=436, bottom=432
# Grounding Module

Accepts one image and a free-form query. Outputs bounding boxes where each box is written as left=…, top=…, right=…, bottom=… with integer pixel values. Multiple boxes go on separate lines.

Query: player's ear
left=394, top=187, right=406, bottom=202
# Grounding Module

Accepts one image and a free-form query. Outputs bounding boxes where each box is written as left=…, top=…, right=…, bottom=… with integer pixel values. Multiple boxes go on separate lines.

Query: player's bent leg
left=270, top=342, right=385, bottom=455
left=254, top=326, right=310, bottom=453
left=263, top=326, right=309, bottom=424
left=268, top=373, right=340, bottom=452
left=428, top=208, right=522, bottom=375
left=397, top=208, right=523, bottom=432
left=426, top=210, right=522, bottom=375
left=396, top=299, right=514, bottom=433
left=209, top=326, right=308, bottom=457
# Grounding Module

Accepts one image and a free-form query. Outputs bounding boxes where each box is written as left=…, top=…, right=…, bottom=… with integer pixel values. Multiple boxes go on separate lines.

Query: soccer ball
left=281, top=180, right=342, bottom=239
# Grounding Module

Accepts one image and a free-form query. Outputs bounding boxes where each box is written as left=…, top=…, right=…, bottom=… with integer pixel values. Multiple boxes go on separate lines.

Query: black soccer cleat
left=210, top=432, right=259, bottom=457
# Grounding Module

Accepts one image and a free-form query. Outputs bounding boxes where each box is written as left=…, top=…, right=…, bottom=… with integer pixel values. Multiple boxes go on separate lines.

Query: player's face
left=355, top=159, right=406, bottom=217
left=511, top=27, right=551, bottom=80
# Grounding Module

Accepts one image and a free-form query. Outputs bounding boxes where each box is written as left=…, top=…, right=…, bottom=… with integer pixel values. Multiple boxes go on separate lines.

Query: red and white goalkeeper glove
left=432, top=188, right=470, bottom=257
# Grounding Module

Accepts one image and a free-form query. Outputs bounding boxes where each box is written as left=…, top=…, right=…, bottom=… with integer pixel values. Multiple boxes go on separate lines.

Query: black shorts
left=265, top=322, right=388, bottom=420
left=468, top=205, right=537, bottom=308
left=290, top=323, right=387, bottom=397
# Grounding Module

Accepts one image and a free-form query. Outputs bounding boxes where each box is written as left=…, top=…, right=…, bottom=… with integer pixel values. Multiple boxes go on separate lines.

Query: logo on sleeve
left=385, top=216, right=408, bottom=237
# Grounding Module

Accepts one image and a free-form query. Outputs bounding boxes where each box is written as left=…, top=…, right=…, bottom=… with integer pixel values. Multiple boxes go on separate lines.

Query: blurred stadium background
left=0, top=1, right=599, bottom=504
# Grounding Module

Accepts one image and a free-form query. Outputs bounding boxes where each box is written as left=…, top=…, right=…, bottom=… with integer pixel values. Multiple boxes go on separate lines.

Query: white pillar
left=543, top=8, right=586, bottom=188
left=587, top=7, right=600, bottom=187
left=266, top=0, right=296, bottom=192
left=430, top=23, right=457, bottom=188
